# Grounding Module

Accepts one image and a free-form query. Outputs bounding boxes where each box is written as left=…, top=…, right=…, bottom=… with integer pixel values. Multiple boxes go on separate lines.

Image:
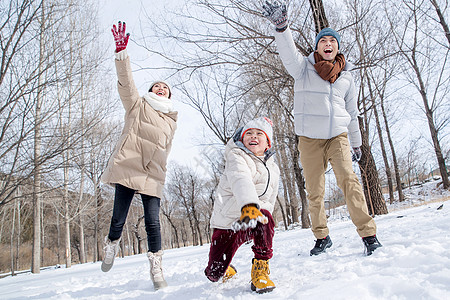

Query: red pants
left=204, top=209, right=275, bottom=282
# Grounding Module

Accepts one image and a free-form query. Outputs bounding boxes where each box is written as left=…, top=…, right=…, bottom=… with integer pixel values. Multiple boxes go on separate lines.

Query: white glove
left=262, top=1, right=288, bottom=32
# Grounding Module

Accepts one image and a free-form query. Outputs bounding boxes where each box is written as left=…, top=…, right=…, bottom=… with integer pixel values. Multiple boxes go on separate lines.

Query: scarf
left=143, top=92, right=173, bottom=113
left=314, top=52, right=346, bottom=83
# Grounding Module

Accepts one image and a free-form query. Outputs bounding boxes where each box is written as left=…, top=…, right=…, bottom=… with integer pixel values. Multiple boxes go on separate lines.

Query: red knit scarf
left=314, top=52, right=346, bottom=83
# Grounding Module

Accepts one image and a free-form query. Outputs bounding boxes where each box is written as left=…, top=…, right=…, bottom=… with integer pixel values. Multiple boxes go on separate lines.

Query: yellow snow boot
left=222, top=264, right=237, bottom=282
left=250, top=258, right=275, bottom=293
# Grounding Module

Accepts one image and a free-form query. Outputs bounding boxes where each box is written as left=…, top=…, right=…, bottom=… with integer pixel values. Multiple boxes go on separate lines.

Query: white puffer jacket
left=209, top=137, right=280, bottom=230
left=274, top=27, right=362, bottom=147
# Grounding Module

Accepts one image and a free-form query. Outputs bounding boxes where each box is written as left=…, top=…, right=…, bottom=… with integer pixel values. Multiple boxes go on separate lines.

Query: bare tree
left=166, top=163, right=208, bottom=246
left=429, top=0, right=450, bottom=47
left=160, top=193, right=182, bottom=248
left=386, top=0, right=449, bottom=189
left=32, top=0, right=46, bottom=274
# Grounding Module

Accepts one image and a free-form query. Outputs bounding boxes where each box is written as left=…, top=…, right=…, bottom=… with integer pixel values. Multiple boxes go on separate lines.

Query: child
left=100, top=21, right=177, bottom=290
left=204, top=117, right=280, bottom=294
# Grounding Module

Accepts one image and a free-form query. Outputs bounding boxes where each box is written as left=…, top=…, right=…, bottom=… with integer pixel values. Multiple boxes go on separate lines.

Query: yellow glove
left=231, top=204, right=268, bottom=231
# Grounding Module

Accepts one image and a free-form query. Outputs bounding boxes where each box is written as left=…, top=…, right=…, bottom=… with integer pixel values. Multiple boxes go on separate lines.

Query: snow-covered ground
left=1, top=184, right=449, bottom=300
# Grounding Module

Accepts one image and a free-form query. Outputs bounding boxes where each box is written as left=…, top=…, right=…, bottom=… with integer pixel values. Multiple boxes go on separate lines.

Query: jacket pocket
left=141, top=139, right=157, bottom=171
left=221, top=196, right=241, bottom=220
left=116, top=133, right=132, bottom=161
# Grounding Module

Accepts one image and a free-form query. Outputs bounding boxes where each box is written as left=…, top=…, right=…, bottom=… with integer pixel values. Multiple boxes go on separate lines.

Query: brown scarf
left=314, top=52, right=346, bottom=83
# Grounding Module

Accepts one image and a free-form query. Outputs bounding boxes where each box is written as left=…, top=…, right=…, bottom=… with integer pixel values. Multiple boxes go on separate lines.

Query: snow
left=1, top=187, right=449, bottom=299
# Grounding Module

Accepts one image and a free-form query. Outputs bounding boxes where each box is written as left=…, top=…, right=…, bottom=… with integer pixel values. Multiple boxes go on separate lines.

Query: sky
left=1, top=182, right=449, bottom=299
left=98, top=0, right=206, bottom=168
left=95, top=0, right=448, bottom=173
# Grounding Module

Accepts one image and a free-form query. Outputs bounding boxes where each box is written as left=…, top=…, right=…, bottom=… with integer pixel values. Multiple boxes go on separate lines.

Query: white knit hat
left=240, top=117, right=273, bottom=148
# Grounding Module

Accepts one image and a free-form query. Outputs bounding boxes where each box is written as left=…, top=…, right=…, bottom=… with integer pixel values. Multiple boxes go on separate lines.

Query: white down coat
left=274, top=27, right=362, bottom=147
left=209, top=137, right=280, bottom=230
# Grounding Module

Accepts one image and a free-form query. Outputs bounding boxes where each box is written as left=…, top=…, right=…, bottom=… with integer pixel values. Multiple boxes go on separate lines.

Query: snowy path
left=1, top=199, right=449, bottom=300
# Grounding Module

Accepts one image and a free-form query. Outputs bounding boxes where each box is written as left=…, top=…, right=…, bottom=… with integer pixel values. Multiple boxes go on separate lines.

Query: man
left=262, top=1, right=382, bottom=256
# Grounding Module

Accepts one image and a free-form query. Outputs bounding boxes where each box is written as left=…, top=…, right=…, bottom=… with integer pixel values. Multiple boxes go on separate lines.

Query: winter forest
left=0, top=0, right=449, bottom=277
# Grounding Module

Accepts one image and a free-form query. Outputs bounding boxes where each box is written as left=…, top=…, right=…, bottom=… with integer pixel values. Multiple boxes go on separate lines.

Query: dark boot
left=310, top=235, right=332, bottom=256
left=362, top=235, right=382, bottom=256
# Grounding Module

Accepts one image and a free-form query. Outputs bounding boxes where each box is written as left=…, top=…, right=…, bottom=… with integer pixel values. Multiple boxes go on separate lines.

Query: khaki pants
left=298, top=133, right=377, bottom=239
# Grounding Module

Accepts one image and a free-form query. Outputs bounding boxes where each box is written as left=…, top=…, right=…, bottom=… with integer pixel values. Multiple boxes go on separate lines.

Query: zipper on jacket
left=254, top=155, right=270, bottom=198
left=237, top=143, right=272, bottom=199
left=258, top=161, right=270, bottom=198
left=329, top=83, right=334, bottom=138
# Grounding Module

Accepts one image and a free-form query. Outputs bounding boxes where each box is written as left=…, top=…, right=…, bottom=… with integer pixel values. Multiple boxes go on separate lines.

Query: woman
left=100, top=21, right=177, bottom=291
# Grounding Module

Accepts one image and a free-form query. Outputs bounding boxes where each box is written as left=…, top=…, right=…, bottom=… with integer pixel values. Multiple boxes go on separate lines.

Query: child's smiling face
left=242, top=128, right=269, bottom=156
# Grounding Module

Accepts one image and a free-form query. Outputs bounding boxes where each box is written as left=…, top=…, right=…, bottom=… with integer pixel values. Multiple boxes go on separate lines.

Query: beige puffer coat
left=101, top=56, right=177, bottom=198
left=210, top=138, right=280, bottom=230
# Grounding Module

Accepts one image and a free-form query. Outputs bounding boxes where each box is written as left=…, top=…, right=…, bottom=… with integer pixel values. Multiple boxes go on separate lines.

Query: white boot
left=101, top=236, right=121, bottom=272
left=147, top=250, right=168, bottom=290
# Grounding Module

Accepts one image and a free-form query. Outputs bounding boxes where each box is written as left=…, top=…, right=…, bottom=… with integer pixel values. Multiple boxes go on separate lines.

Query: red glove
left=111, top=21, right=130, bottom=53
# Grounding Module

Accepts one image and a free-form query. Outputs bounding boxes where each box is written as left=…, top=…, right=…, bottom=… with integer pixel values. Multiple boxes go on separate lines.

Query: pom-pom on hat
left=240, top=117, right=274, bottom=149
left=149, top=81, right=172, bottom=99
left=315, top=27, right=341, bottom=50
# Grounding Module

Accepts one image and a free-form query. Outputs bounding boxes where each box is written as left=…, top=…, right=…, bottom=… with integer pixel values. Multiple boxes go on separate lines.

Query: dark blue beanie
left=315, top=28, right=341, bottom=50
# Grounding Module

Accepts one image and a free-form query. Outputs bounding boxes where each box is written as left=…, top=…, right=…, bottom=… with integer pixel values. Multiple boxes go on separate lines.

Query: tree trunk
left=94, top=182, right=100, bottom=262
left=309, top=0, right=329, bottom=34
left=367, top=79, right=395, bottom=203
left=188, top=218, right=196, bottom=246
left=15, top=199, right=21, bottom=274
left=64, top=204, right=71, bottom=268
left=133, top=215, right=144, bottom=254
left=189, top=182, right=203, bottom=246
left=168, top=220, right=180, bottom=248
left=358, top=118, right=388, bottom=215
left=195, top=218, right=203, bottom=246
left=278, top=140, right=296, bottom=225
left=380, top=91, right=404, bottom=202
left=276, top=196, right=288, bottom=230
left=63, top=121, right=72, bottom=268
left=41, top=204, right=45, bottom=267
left=32, top=0, right=45, bottom=274
left=56, top=214, right=61, bottom=264
left=274, top=138, right=290, bottom=228
left=286, top=142, right=301, bottom=224
left=79, top=215, right=86, bottom=263
left=293, top=136, right=310, bottom=228
left=78, top=52, right=87, bottom=264
left=181, top=222, right=188, bottom=247
left=125, top=222, right=132, bottom=255
left=10, top=199, right=16, bottom=276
